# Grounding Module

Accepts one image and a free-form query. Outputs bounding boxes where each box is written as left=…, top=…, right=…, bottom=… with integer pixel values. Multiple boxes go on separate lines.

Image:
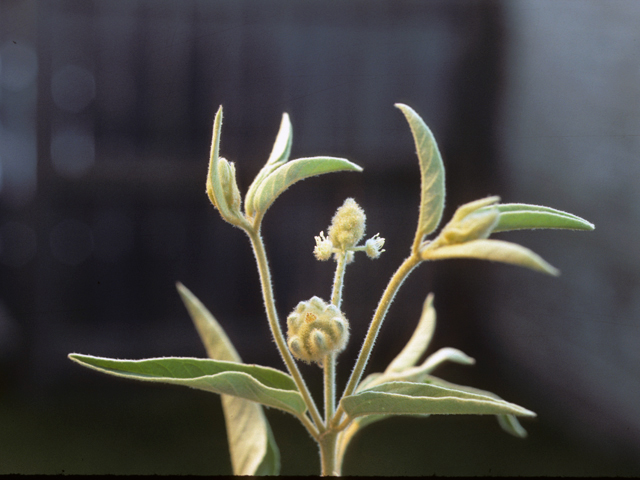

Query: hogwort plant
left=69, top=104, right=594, bottom=476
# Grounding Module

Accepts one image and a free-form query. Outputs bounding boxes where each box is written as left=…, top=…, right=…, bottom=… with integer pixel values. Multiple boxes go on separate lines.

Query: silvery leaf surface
left=177, top=283, right=280, bottom=475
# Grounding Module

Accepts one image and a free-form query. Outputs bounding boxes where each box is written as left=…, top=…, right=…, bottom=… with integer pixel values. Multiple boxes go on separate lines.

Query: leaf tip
left=68, top=353, right=87, bottom=365
left=545, top=264, right=561, bottom=277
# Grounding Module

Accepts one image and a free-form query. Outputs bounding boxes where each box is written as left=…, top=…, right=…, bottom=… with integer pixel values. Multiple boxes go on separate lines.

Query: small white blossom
left=313, top=231, right=334, bottom=261
left=365, top=234, right=385, bottom=259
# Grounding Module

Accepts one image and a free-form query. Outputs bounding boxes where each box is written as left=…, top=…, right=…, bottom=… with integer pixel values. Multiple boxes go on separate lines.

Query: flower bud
left=328, top=198, right=366, bottom=250
left=217, top=158, right=242, bottom=216
left=435, top=196, right=501, bottom=246
left=286, top=296, right=349, bottom=365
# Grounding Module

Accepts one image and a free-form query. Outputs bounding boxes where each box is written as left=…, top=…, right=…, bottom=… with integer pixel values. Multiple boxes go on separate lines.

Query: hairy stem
left=319, top=431, right=340, bottom=476
left=298, top=413, right=320, bottom=440
left=325, top=251, right=347, bottom=421
left=246, top=227, right=325, bottom=431
left=320, top=251, right=348, bottom=474
left=331, top=251, right=348, bottom=308
left=324, top=352, right=336, bottom=424
left=337, top=253, right=422, bottom=414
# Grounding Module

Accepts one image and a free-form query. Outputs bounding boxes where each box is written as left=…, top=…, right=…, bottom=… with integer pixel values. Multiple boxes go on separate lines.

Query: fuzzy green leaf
left=245, top=113, right=293, bottom=219
left=341, top=381, right=536, bottom=418
left=395, top=104, right=446, bottom=245
left=251, top=156, right=362, bottom=218
left=360, top=349, right=475, bottom=394
left=385, top=293, right=436, bottom=374
left=421, top=347, right=476, bottom=373
left=176, top=282, right=242, bottom=363
left=68, top=354, right=307, bottom=417
left=424, top=376, right=529, bottom=438
left=422, top=238, right=559, bottom=275
left=206, top=106, right=227, bottom=214
left=477, top=203, right=594, bottom=233
left=176, top=283, right=280, bottom=475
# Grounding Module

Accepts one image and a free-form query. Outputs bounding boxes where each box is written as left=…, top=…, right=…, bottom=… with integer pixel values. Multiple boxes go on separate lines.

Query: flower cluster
left=286, top=297, right=350, bottom=365
left=313, top=198, right=385, bottom=262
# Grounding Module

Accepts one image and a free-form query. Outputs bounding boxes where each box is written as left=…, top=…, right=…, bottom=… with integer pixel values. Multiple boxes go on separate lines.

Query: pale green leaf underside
left=341, top=381, right=535, bottom=418
left=395, top=104, right=445, bottom=241
left=385, top=293, right=436, bottom=374
left=478, top=203, right=594, bottom=232
left=264, top=113, right=293, bottom=169
left=497, top=413, right=529, bottom=438
left=252, top=156, right=362, bottom=216
left=424, top=238, right=559, bottom=276
left=245, top=113, right=293, bottom=219
left=421, top=347, right=475, bottom=373
left=68, top=354, right=306, bottom=417
left=176, top=282, right=241, bottom=363
left=176, top=283, right=280, bottom=475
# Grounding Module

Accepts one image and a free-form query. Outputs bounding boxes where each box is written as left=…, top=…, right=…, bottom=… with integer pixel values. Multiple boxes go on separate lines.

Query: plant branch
left=324, top=352, right=336, bottom=425
left=297, top=412, right=320, bottom=440
left=337, top=253, right=422, bottom=415
left=246, top=227, right=325, bottom=431
left=324, top=252, right=347, bottom=433
left=331, top=251, right=348, bottom=309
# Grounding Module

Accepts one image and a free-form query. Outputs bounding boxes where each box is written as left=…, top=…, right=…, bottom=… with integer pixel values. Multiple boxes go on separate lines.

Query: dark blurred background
left=1, top=0, right=639, bottom=475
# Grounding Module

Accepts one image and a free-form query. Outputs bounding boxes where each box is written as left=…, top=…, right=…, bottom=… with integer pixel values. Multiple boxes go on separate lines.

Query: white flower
left=365, top=234, right=385, bottom=259
left=313, top=231, right=334, bottom=261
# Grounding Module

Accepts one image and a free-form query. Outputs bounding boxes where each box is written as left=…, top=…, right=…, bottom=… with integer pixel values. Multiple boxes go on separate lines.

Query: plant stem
left=298, top=413, right=320, bottom=440
left=246, top=227, right=325, bottom=432
left=337, top=253, right=421, bottom=413
left=331, top=251, right=348, bottom=308
left=324, top=352, right=336, bottom=424
left=319, top=431, right=340, bottom=476
left=325, top=251, right=348, bottom=424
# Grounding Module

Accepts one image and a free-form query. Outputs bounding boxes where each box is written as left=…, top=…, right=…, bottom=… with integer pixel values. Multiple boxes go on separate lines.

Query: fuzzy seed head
left=328, top=198, right=366, bottom=250
left=286, top=296, right=350, bottom=365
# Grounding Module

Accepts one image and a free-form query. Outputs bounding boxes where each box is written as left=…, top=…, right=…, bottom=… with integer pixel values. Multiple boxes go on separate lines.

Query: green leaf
left=424, top=376, right=529, bottom=438
left=497, top=414, right=529, bottom=439
left=253, top=421, right=280, bottom=475
left=395, top=104, right=446, bottom=246
left=206, top=107, right=229, bottom=216
left=176, top=283, right=280, bottom=475
left=68, top=354, right=307, bottom=417
left=176, top=282, right=241, bottom=363
left=385, top=293, right=436, bottom=374
left=251, top=156, right=362, bottom=217
left=356, top=372, right=383, bottom=393
left=477, top=203, right=595, bottom=233
left=357, top=348, right=474, bottom=394
left=422, top=238, right=559, bottom=276
left=340, top=381, right=536, bottom=418
left=245, top=113, right=293, bottom=219
left=421, top=347, right=475, bottom=373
